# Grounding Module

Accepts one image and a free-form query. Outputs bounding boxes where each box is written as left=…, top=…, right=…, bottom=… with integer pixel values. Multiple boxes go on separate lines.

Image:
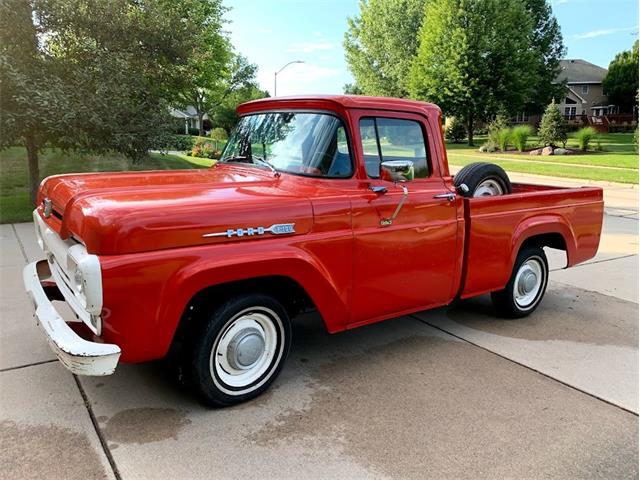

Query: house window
left=514, top=112, right=529, bottom=123
left=581, top=85, right=589, bottom=95
left=564, top=107, right=576, bottom=116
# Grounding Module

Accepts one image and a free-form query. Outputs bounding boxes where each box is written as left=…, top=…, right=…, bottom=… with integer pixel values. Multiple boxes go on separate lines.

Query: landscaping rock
left=541, top=146, right=554, bottom=156
left=554, top=148, right=568, bottom=155
left=529, top=148, right=542, bottom=156
left=479, top=145, right=487, bottom=152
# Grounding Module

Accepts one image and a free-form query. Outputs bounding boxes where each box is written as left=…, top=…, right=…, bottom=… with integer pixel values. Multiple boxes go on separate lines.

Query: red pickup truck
left=23, top=95, right=604, bottom=406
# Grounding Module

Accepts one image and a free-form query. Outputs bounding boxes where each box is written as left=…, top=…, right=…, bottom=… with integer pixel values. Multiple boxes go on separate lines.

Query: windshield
left=220, top=112, right=353, bottom=178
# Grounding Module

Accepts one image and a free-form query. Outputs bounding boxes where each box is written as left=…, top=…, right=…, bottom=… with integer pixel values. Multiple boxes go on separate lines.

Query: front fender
left=153, top=245, right=350, bottom=358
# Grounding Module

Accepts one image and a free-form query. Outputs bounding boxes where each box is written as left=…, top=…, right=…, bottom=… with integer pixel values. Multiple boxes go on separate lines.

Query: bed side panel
left=461, top=186, right=603, bottom=299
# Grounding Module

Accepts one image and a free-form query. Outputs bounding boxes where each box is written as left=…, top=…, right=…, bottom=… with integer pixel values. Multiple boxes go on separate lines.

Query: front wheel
left=491, top=246, right=549, bottom=318
left=191, top=294, right=291, bottom=406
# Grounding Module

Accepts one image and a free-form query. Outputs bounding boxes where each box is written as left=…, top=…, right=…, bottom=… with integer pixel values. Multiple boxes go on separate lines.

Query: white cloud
left=287, top=41, right=335, bottom=53
left=258, top=63, right=342, bottom=96
left=291, top=63, right=341, bottom=80
left=573, top=26, right=637, bottom=39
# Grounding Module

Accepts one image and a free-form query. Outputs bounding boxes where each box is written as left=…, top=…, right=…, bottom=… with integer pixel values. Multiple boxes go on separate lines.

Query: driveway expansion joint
left=409, top=314, right=639, bottom=417
left=73, top=375, right=122, bottom=480
left=550, top=253, right=638, bottom=273
left=0, top=359, right=58, bottom=374
left=10, top=223, right=29, bottom=263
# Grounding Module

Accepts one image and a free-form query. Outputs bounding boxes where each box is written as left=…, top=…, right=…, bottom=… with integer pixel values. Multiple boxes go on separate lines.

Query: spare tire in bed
left=453, top=162, right=512, bottom=197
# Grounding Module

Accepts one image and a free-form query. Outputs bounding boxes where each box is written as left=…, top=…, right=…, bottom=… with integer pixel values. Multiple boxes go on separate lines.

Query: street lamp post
left=274, top=60, right=304, bottom=97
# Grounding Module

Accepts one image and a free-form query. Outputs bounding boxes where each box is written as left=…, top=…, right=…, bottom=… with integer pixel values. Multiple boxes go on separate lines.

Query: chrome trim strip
left=203, top=223, right=296, bottom=238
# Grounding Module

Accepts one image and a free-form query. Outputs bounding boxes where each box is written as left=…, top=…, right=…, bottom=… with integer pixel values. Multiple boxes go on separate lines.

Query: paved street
left=1, top=173, right=637, bottom=479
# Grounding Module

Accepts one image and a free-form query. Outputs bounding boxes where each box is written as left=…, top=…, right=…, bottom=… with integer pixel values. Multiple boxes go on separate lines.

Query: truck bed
left=460, top=183, right=604, bottom=299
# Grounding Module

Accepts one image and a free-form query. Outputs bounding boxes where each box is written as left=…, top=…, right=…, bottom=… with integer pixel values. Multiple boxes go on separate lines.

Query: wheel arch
left=511, top=215, right=577, bottom=269
left=157, top=254, right=350, bottom=361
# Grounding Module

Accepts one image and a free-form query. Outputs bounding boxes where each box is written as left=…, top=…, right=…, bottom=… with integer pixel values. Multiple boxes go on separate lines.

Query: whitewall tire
left=191, top=294, right=291, bottom=406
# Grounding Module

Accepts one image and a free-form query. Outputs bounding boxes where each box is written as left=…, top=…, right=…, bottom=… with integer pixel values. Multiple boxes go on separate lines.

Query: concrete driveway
left=1, top=173, right=637, bottom=479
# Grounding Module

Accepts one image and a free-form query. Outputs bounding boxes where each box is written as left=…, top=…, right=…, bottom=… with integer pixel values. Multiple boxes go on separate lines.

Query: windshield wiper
left=251, top=155, right=280, bottom=177
left=222, top=155, right=280, bottom=177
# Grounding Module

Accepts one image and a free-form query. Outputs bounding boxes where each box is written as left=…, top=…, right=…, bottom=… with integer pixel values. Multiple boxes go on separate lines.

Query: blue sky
left=224, top=0, right=638, bottom=96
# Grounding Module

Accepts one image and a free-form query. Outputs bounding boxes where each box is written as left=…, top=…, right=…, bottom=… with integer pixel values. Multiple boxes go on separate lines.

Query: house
left=169, top=106, right=210, bottom=134
left=510, top=58, right=635, bottom=132
left=556, top=59, right=613, bottom=119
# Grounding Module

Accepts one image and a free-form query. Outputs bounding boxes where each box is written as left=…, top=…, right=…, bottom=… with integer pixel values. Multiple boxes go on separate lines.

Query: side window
left=337, top=126, right=349, bottom=154
left=359, top=117, right=429, bottom=179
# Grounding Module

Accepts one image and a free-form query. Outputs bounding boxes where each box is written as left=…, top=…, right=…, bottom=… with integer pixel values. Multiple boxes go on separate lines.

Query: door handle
left=369, top=185, right=388, bottom=194
left=433, top=192, right=456, bottom=202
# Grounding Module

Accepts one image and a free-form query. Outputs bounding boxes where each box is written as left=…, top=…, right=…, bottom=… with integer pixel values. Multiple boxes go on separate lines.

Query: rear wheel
left=491, top=246, right=548, bottom=318
left=454, top=162, right=512, bottom=197
left=191, top=294, right=291, bottom=406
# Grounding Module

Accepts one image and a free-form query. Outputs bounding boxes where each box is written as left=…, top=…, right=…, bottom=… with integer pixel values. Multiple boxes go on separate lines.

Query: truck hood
left=38, top=165, right=313, bottom=255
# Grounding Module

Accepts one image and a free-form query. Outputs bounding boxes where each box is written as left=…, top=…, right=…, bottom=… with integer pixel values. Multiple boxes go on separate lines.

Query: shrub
left=575, top=127, right=597, bottom=151
left=496, top=127, right=511, bottom=151
left=187, top=127, right=199, bottom=136
left=511, top=125, right=534, bottom=152
left=445, top=118, right=466, bottom=143
left=538, top=100, right=568, bottom=147
left=480, top=141, right=498, bottom=153
left=190, top=138, right=221, bottom=159
left=170, top=135, right=194, bottom=151
left=487, top=114, right=510, bottom=145
left=634, top=127, right=639, bottom=152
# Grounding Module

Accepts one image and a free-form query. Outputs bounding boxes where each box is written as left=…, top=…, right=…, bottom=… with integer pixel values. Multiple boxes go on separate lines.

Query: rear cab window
left=359, top=117, right=430, bottom=179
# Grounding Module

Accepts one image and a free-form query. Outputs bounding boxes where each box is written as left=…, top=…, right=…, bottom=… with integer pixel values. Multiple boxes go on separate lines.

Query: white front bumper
left=23, top=260, right=121, bottom=376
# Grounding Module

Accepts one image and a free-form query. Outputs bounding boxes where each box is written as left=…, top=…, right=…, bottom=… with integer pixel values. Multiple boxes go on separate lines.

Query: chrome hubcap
left=473, top=179, right=504, bottom=197
left=513, top=258, right=544, bottom=308
left=227, top=327, right=265, bottom=369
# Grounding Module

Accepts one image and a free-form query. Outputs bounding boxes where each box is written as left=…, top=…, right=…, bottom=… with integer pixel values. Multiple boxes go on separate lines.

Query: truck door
left=349, top=113, right=460, bottom=326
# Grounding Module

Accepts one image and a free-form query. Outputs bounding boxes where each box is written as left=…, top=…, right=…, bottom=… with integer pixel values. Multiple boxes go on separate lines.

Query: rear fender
left=511, top=214, right=577, bottom=269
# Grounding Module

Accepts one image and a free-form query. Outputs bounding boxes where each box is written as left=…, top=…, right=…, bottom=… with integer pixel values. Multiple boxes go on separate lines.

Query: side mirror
left=380, top=160, right=415, bottom=182
left=378, top=160, right=413, bottom=227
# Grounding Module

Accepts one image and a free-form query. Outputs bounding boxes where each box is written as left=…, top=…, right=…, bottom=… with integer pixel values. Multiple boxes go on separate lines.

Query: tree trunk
left=25, top=133, right=40, bottom=206
left=466, top=114, right=474, bottom=146
left=198, top=112, right=205, bottom=137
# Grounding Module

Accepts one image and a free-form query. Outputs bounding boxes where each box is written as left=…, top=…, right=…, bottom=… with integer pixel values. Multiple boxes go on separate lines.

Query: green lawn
left=1, top=131, right=638, bottom=223
left=0, top=147, right=213, bottom=224
left=446, top=132, right=638, bottom=184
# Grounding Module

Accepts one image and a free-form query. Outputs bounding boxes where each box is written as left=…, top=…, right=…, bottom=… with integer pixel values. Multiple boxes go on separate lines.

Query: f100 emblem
left=203, top=223, right=296, bottom=238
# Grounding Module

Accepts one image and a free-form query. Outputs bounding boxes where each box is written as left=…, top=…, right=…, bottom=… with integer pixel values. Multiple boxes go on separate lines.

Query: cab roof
left=237, top=95, right=441, bottom=117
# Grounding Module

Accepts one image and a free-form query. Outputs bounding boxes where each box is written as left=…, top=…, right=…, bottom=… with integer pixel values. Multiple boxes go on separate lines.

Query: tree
left=538, top=99, right=568, bottom=147
left=603, top=41, right=639, bottom=113
left=344, top=0, right=427, bottom=97
left=211, top=85, right=269, bottom=134
left=343, top=83, right=364, bottom=95
left=0, top=0, right=219, bottom=203
left=523, top=0, right=566, bottom=114
left=408, top=0, right=536, bottom=145
left=444, top=118, right=467, bottom=143
left=209, top=128, right=228, bottom=150
left=178, top=47, right=260, bottom=136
